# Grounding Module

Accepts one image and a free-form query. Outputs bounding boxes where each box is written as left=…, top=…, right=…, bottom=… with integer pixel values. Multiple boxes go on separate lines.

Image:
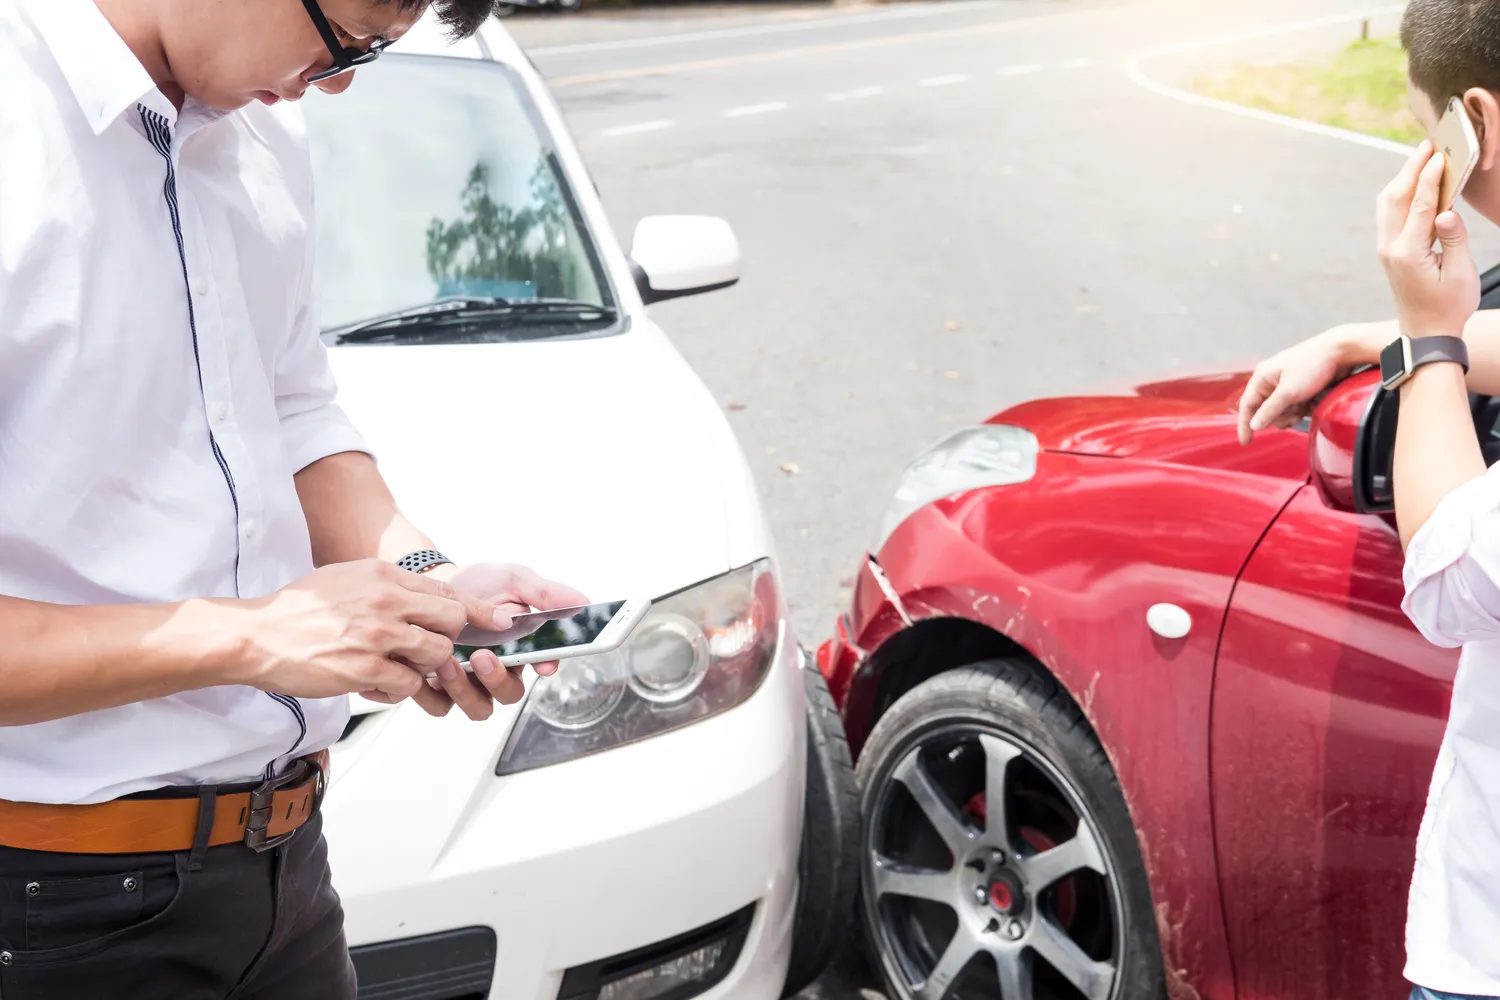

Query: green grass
left=1193, top=35, right=1422, bottom=145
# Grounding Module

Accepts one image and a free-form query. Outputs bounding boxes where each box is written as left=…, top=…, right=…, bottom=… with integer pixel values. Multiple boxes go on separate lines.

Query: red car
left=818, top=286, right=1500, bottom=1000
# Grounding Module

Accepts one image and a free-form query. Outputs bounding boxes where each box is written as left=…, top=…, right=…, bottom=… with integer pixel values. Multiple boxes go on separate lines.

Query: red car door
left=1210, top=480, right=1457, bottom=999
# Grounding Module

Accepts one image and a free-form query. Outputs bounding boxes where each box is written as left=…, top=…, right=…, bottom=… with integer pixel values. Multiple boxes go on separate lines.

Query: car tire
left=782, top=663, right=860, bottom=998
left=854, top=660, right=1165, bottom=1000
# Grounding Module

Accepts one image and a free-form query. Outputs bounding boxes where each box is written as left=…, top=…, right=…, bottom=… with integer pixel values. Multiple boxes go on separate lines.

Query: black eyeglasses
left=302, top=0, right=394, bottom=83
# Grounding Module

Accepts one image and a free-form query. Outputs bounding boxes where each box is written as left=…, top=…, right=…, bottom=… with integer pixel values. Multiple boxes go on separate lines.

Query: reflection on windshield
left=302, top=55, right=609, bottom=333
left=425, top=160, right=580, bottom=300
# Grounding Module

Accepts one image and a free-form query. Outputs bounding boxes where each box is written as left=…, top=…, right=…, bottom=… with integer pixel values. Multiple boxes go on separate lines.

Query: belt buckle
left=244, top=756, right=325, bottom=853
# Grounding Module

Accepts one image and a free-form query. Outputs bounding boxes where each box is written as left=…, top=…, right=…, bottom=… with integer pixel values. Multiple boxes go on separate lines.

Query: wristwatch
left=1379, top=335, right=1470, bottom=390
left=396, top=549, right=454, bottom=575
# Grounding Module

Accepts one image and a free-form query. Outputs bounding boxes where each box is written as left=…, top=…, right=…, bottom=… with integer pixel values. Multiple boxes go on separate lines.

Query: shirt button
left=193, top=277, right=211, bottom=298
left=242, top=520, right=257, bottom=539
left=213, top=402, right=229, bottom=423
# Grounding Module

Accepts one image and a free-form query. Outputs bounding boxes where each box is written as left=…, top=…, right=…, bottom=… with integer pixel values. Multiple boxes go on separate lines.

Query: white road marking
left=919, top=73, right=969, bottom=87
left=1058, top=57, right=1092, bottom=69
left=601, top=119, right=674, bottom=136
left=998, top=63, right=1042, bottom=76
left=826, top=86, right=885, bottom=102
left=1123, top=6, right=1410, bottom=156
left=724, top=101, right=789, bottom=118
left=526, top=0, right=1011, bottom=56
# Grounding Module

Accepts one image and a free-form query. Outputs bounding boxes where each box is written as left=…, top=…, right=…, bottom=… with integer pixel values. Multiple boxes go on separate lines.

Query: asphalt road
left=507, top=0, right=1500, bottom=995
left=506, top=0, right=1500, bottom=650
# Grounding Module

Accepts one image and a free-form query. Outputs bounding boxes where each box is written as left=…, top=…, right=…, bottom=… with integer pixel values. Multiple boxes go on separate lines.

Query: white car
left=297, top=14, right=856, bottom=1000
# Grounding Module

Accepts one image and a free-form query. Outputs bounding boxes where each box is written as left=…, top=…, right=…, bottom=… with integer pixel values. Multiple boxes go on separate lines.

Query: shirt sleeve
left=1403, top=467, right=1500, bottom=647
left=274, top=220, right=372, bottom=475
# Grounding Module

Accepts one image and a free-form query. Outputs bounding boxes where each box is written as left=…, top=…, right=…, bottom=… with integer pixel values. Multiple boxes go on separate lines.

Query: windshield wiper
left=325, top=296, right=617, bottom=345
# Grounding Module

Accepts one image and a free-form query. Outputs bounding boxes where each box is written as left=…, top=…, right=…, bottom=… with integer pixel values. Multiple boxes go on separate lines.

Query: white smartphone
left=448, top=598, right=650, bottom=670
left=1435, top=95, right=1481, bottom=213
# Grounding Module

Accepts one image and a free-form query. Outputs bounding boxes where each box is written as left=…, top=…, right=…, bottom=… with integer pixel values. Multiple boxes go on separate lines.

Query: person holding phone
left=0, top=1, right=585, bottom=997
left=1240, top=3, right=1500, bottom=996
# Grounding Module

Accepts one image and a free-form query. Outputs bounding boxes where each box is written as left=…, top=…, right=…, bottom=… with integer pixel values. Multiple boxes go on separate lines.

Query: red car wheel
left=854, top=661, right=1165, bottom=1000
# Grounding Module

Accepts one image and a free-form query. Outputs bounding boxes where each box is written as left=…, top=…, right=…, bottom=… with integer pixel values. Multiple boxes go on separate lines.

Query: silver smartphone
left=446, top=598, right=651, bottom=670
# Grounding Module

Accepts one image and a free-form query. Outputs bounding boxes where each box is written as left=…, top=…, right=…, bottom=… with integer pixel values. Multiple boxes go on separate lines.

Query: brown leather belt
left=0, top=751, right=328, bottom=855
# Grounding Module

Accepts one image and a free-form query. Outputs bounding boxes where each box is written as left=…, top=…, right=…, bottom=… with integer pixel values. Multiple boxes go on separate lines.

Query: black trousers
left=0, top=810, right=354, bottom=999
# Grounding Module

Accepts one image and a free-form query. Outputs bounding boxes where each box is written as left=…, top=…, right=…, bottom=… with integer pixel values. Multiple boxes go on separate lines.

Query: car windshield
left=302, top=55, right=613, bottom=342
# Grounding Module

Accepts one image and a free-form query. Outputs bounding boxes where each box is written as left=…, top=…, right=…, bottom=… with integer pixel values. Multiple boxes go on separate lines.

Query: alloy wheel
left=863, top=726, right=1123, bottom=1000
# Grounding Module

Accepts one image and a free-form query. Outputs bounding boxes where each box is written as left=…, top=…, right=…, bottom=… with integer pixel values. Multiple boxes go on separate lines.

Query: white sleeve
left=275, top=219, right=371, bottom=475
left=1402, top=468, right=1500, bottom=647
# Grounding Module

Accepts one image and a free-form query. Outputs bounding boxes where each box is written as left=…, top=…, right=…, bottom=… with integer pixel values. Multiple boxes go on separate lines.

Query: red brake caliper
left=965, top=791, right=1078, bottom=925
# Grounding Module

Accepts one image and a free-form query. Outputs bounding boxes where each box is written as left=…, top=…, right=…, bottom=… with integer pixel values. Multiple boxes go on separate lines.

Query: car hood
left=326, top=328, right=733, bottom=600
left=992, top=370, right=1310, bottom=480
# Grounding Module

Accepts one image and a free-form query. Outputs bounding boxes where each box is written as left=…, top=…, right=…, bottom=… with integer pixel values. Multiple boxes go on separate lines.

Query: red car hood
left=992, top=370, right=1311, bottom=481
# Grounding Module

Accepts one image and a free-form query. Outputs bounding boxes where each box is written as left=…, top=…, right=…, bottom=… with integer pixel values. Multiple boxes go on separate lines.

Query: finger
left=1272, top=403, right=1313, bottom=429
left=1436, top=209, right=1471, bottom=257
left=533, top=660, right=559, bottom=677
left=1237, top=368, right=1276, bottom=445
left=394, top=568, right=515, bottom=630
left=469, top=649, right=526, bottom=705
left=387, top=624, right=455, bottom=671
left=437, top=658, right=495, bottom=721
left=1398, top=149, right=1449, bottom=251
left=1378, top=141, right=1433, bottom=247
left=366, top=659, right=426, bottom=703
left=1249, top=382, right=1299, bottom=434
left=511, top=571, right=591, bottom=612
left=398, top=591, right=469, bottom=638
left=410, top=682, right=455, bottom=718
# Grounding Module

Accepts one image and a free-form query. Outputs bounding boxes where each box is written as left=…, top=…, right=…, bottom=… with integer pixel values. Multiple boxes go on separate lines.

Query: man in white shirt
left=1239, top=2, right=1500, bottom=996
left=0, top=1, right=584, bottom=996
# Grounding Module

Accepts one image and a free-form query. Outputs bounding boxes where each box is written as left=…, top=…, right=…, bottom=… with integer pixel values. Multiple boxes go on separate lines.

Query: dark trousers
left=0, top=810, right=354, bottom=999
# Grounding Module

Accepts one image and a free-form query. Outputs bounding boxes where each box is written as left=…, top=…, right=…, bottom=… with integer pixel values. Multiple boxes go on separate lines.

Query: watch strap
left=1409, top=335, right=1470, bottom=374
left=396, top=549, right=454, bottom=575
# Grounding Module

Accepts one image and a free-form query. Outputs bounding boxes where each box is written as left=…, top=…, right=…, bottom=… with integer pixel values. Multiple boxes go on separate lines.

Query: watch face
left=1380, top=338, right=1409, bottom=387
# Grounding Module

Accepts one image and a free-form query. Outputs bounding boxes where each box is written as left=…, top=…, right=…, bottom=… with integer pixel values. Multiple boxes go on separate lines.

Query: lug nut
left=1004, top=919, right=1025, bottom=941
left=974, top=886, right=988, bottom=905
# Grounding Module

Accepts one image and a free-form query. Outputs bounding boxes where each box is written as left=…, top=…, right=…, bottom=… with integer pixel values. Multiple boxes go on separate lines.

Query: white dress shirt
left=0, top=0, right=366, bottom=803
left=1402, top=465, right=1500, bottom=994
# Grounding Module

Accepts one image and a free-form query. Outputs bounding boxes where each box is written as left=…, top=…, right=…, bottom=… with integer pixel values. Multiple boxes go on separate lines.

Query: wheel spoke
left=870, top=854, right=953, bottom=903
left=893, top=751, right=977, bottom=855
left=1018, top=824, right=1105, bottom=890
left=993, top=944, right=1033, bottom=1000
left=979, top=734, right=1022, bottom=851
left=1028, top=916, right=1114, bottom=1000
left=916, top=927, right=980, bottom=1000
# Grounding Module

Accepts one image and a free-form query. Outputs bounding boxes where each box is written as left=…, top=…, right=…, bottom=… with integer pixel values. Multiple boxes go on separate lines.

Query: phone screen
left=454, top=600, right=627, bottom=659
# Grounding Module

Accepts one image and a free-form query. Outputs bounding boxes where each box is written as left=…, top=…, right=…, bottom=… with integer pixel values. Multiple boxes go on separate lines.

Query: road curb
left=1123, top=6, right=1412, bottom=157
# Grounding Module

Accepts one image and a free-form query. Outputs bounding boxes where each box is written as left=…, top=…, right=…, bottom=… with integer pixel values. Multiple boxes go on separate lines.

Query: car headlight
left=872, top=425, right=1039, bottom=552
left=496, top=559, right=781, bottom=776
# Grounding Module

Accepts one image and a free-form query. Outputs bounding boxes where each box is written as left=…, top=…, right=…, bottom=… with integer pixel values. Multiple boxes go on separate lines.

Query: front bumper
left=323, top=629, right=808, bottom=1000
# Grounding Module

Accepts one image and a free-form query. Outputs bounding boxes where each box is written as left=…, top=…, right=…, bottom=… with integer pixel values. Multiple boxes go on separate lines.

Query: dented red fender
left=824, top=449, right=1306, bottom=1000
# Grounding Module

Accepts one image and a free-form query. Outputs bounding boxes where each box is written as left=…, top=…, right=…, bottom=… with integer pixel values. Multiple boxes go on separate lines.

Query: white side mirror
left=628, top=215, right=741, bottom=304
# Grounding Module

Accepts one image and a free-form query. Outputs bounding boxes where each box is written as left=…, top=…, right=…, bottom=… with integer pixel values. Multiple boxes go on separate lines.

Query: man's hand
left=418, top=563, right=589, bottom=720
left=1236, top=324, right=1386, bottom=445
left=236, top=559, right=504, bottom=703
left=1378, top=140, right=1481, bottom=341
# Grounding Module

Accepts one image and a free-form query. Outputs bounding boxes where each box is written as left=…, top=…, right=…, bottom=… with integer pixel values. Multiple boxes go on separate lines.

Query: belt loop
left=187, top=786, right=217, bottom=872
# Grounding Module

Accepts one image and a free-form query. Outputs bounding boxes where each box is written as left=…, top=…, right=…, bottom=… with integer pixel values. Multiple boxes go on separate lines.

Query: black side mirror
left=1340, top=260, right=1500, bottom=512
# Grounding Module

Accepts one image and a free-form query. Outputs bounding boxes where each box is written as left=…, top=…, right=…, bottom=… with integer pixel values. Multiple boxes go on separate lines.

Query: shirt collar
left=25, top=0, right=166, bottom=134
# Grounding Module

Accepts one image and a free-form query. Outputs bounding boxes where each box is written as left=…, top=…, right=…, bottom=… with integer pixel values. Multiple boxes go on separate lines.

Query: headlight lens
left=873, top=425, right=1039, bottom=552
left=496, top=559, right=781, bottom=776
